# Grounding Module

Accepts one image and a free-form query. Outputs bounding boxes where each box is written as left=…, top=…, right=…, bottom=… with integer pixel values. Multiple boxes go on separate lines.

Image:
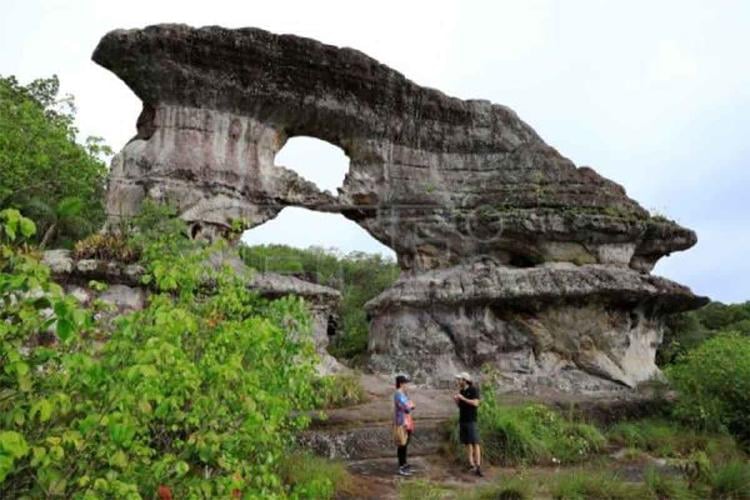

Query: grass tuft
left=551, top=470, right=643, bottom=500
left=314, top=373, right=368, bottom=409
left=279, top=452, right=352, bottom=499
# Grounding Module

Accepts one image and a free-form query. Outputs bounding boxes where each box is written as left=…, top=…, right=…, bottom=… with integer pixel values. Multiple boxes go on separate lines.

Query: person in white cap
left=453, top=371, right=483, bottom=477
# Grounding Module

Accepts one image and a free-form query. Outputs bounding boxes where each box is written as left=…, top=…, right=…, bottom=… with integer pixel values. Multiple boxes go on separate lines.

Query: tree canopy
left=0, top=75, right=109, bottom=248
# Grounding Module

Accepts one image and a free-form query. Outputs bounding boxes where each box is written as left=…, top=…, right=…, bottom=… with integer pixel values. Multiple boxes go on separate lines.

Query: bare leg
left=473, top=444, right=482, bottom=467
left=465, top=445, right=475, bottom=468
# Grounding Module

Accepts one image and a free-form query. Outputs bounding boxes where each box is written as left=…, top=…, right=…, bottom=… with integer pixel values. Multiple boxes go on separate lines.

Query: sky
left=1, top=0, right=748, bottom=302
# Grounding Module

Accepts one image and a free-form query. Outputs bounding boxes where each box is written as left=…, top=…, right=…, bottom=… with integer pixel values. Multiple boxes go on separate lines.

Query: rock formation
left=93, top=24, right=707, bottom=392
left=43, top=249, right=344, bottom=374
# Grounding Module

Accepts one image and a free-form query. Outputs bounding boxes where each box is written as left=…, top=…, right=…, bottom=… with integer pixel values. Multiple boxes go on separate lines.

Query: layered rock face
left=93, top=24, right=707, bottom=392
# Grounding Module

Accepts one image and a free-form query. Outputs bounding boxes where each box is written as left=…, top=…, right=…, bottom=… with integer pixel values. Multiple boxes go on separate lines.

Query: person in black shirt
left=453, top=372, right=483, bottom=477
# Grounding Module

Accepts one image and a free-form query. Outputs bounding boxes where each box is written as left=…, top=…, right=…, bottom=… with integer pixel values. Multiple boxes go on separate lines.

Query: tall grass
left=449, top=387, right=605, bottom=466
left=551, top=470, right=643, bottom=500
left=313, top=373, right=368, bottom=409
left=708, top=461, right=750, bottom=499
left=466, top=476, right=533, bottom=499
left=399, top=479, right=454, bottom=500
left=279, top=452, right=352, bottom=499
left=607, top=419, right=744, bottom=462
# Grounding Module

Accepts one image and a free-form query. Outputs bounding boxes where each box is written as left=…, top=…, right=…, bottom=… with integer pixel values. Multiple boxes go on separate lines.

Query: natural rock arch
left=94, top=24, right=707, bottom=391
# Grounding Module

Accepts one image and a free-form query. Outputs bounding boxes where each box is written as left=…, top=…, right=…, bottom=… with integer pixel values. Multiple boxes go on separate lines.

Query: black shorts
left=459, top=421, right=480, bottom=444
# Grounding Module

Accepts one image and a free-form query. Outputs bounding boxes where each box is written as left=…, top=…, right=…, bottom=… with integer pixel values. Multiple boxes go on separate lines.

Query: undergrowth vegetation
left=0, top=206, right=342, bottom=498
left=313, top=373, right=368, bottom=409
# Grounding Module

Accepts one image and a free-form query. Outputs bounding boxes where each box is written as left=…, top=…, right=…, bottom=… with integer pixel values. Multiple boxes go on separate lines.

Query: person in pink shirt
left=393, top=374, right=415, bottom=476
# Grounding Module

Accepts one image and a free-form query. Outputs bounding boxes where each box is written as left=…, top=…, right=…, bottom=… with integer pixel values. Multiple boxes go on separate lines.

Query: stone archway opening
left=241, top=206, right=398, bottom=370
left=274, top=136, right=350, bottom=195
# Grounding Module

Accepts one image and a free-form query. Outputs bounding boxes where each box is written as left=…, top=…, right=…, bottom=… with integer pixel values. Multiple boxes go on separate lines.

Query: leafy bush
left=239, top=244, right=399, bottom=363
left=279, top=452, right=351, bottom=499
left=0, top=208, right=323, bottom=497
left=0, top=75, right=109, bottom=248
left=666, top=333, right=750, bottom=442
left=551, top=470, right=643, bottom=500
left=449, top=387, right=605, bottom=466
left=314, top=373, right=368, bottom=409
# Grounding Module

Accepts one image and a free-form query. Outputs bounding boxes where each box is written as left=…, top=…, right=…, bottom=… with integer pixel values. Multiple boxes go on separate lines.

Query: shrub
left=279, top=452, right=351, bottom=499
left=666, top=333, right=750, bottom=442
left=449, top=387, right=605, bottom=466
left=73, top=232, right=140, bottom=262
left=551, top=470, right=643, bottom=500
left=314, top=373, right=368, bottom=409
left=0, top=208, right=322, bottom=497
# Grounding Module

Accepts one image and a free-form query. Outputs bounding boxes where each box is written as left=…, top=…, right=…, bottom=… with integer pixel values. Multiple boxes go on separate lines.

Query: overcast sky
left=2, top=0, right=748, bottom=302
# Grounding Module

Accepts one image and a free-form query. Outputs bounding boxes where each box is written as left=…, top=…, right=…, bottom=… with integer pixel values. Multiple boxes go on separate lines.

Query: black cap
left=395, top=374, right=410, bottom=386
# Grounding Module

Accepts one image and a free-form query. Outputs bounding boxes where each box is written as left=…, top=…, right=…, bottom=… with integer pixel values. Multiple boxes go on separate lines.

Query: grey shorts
left=459, top=421, right=480, bottom=444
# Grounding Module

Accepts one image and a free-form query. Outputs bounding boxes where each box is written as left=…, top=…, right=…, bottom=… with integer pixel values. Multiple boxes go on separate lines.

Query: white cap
left=454, top=371, right=472, bottom=382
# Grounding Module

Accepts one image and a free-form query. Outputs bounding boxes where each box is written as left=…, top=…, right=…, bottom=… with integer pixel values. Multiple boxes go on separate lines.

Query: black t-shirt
left=458, top=385, right=480, bottom=423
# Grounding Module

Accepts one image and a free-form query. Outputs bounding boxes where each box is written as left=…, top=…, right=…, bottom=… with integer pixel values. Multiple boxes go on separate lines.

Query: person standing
left=393, top=374, right=415, bottom=476
left=453, top=372, right=483, bottom=477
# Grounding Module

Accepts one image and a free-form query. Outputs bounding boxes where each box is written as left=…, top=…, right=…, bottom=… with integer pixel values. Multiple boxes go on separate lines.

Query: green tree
left=0, top=75, right=109, bottom=248
left=658, top=301, right=750, bottom=365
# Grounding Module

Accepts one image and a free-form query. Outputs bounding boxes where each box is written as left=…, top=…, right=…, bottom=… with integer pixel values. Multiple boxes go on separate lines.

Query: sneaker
left=467, top=465, right=477, bottom=472
left=474, top=467, right=484, bottom=477
left=398, top=466, right=413, bottom=477
left=403, top=464, right=414, bottom=471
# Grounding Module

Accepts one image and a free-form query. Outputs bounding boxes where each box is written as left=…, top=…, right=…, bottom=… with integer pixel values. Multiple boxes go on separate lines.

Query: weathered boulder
left=92, top=24, right=707, bottom=391
left=366, top=262, right=704, bottom=390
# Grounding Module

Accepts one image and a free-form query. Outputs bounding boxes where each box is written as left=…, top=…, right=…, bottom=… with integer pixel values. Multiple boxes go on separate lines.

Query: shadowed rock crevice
left=93, top=24, right=707, bottom=392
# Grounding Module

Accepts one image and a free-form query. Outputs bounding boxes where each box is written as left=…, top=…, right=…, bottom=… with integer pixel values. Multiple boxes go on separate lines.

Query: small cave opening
left=327, top=314, right=338, bottom=337
left=509, top=253, right=541, bottom=268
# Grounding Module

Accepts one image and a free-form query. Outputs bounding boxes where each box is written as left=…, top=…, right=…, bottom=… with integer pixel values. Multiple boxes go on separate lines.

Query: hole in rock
left=274, top=136, right=350, bottom=194
left=241, top=207, right=398, bottom=364
left=327, top=315, right=338, bottom=337
left=241, top=207, right=396, bottom=280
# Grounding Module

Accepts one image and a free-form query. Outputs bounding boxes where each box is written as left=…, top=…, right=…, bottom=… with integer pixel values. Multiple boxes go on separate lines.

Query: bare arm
left=456, top=394, right=481, bottom=407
